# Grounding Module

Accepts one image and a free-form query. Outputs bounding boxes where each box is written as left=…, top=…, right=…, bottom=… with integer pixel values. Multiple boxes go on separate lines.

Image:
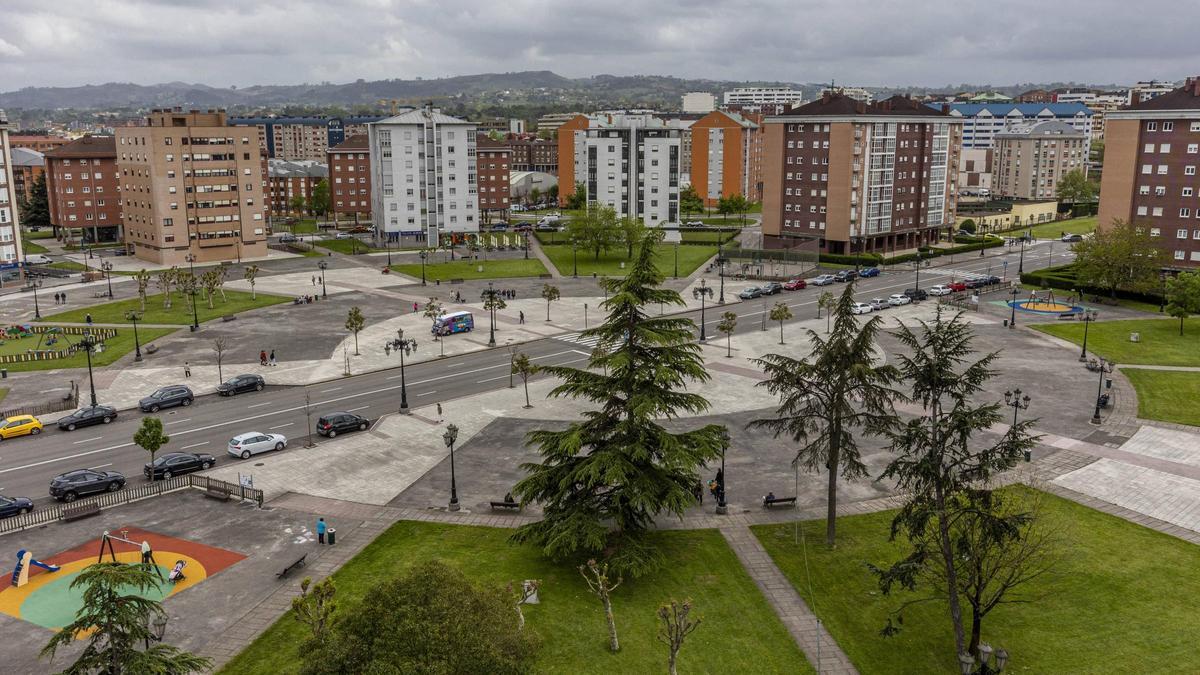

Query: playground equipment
left=1007, top=289, right=1083, bottom=315
left=11, top=549, right=61, bottom=588
left=97, top=530, right=163, bottom=580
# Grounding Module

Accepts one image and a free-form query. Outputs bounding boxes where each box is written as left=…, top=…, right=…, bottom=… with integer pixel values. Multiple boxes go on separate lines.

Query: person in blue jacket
left=316, top=517, right=327, bottom=544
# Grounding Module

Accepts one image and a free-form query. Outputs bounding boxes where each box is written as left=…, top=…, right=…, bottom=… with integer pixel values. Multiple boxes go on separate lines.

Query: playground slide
left=11, top=549, right=60, bottom=588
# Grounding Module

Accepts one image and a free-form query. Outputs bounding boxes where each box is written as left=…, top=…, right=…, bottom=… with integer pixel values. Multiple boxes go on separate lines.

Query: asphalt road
left=0, top=239, right=1070, bottom=507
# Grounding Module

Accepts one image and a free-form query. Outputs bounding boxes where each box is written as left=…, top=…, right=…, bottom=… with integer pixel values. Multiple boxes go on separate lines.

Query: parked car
left=490, top=221, right=510, bottom=231
left=928, top=285, right=953, bottom=296
left=859, top=267, right=881, bottom=278
left=0, top=495, right=34, bottom=518
left=144, top=452, right=216, bottom=480
left=869, top=298, right=890, bottom=311
left=514, top=223, right=533, bottom=232
left=850, top=302, right=874, bottom=315
left=334, top=232, right=355, bottom=240
left=985, top=275, right=1002, bottom=285
left=963, top=277, right=987, bottom=289
left=348, top=225, right=371, bottom=234
left=834, top=270, right=858, bottom=282
left=948, top=281, right=968, bottom=292
left=783, top=278, right=807, bottom=291
left=738, top=286, right=763, bottom=299
left=57, top=405, right=117, bottom=431
left=0, top=414, right=43, bottom=440
left=903, top=288, right=929, bottom=301
left=1061, top=233, right=1083, bottom=243
left=316, top=412, right=370, bottom=438
left=49, top=469, right=126, bottom=502
left=278, top=233, right=298, bottom=243
left=888, top=293, right=912, bottom=306
left=217, top=374, right=265, bottom=396
left=139, top=385, right=194, bottom=413
left=684, top=220, right=705, bottom=227
left=24, top=254, right=53, bottom=265
left=811, top=274, right=836, bottom=286
left=760, top=282, right=784, bottom=295
left=510, top=204, right=526, bottom=212
left=227, top=432, right=288, bottom=460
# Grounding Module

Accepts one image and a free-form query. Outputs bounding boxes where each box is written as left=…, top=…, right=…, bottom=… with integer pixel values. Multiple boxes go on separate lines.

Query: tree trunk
left=779, top=321, right=785, bottom=344
left=968, top=608, right=983, bottom=657
left=826, top=426, right=840, bottom=546
left=602, top=594, right=619, bottom=652
left=668, top=649, right=678, bottom=675
left=523, top=379, right=531, bottom=408
left=354, top=333, right=359, bottom=356
left=1181, top=317, right=1185, bottom=336
left=546, top=302, right=551, bottom=322
left=251, top=284, right=256, bottom=301
left=935, top=482, right=967, bottom=654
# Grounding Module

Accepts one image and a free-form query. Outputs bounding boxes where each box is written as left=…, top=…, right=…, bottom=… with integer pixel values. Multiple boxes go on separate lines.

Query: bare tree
left=201, top=269, right=221, bottom=309
left=717, top=311, right=737, bottom=358
left=657, top=599, right=702, bottom=675
left=215, top=265, right=229, bottom=303
left=156, top=268, right=174, bottom=309
left=243, top=264, right=260, bottom=300
left=507, top=579, right=540, bottom=631
left=211, top=337, right=228, bottom=384
left=133, top=269, right=152, bottom=313
left=512, top=353, right=536, bottom=408
left=580, top=559, right=623, bottom=652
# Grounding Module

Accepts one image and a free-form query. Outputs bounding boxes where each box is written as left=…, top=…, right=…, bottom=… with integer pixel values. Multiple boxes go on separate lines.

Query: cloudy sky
left=0, top=0, right=1194, bottom=90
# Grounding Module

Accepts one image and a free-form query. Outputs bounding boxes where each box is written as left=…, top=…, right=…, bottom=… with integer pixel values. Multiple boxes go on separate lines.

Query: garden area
left=390, top=258, right=549, bottom=281
left=752, top=486, right=1200, bottom=673
left=1122, top=369, right=1200, bottom=427
left=40, top=289, right=291, bottom=326
left=0, top=326, right=176, bottom=372
left=220, top=522, right=810, bottom=675
left=1032, top=317, right=1200, bottom=367
left=541, top=243, right=717, bottom=278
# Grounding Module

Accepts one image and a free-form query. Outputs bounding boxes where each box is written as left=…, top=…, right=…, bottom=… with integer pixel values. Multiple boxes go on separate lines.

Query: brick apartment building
left=1098, top=77, right=1200, bottom=268
left=10, top=147, right=45, bottom=205
left=43, top=135, right=122, bottom=243
left=9, top=135, right=70, bottom=153
left=267, top=159, right=327, bottom=217
left=0, top=111, right=26, bottom=275
left=327, top=135, right=371, bottom=225
left=690, top=110, right=765, bottom=207
left=476, top=136, right=511, bottom=219
left=761, top=93, right=962, bottom=255
left=230, top=116, right=384, bottom=161
left=993, top=120, right=1088, bottom=200
left=117, top=109, right=268, bottom=265
left=507, top=138, right=557, bottom=173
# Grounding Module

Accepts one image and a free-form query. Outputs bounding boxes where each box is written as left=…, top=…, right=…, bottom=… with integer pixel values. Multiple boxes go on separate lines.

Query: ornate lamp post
left=571, top=237, right=579, bottom=278
left=717, top=248, right=726, bottom=304
left=184, top=253, right=200, bottom=331
left=384, top=328, right=418, bottom=414
left=418, top=249, right=429, bottom=286
left=959, top=643, right=1009, bottom=675
left=1078, top=309, right=1098, bottom=362
left=1008, top=287, right=1019, bottom=329
left=144, top=613, right=169, bottom=650
left=693, top=279, right=713, bottom=343
left=317, top=261, right=328, bottom=299
left=1091, top=358, right=1115, bottom=425
left=78, top=332, right=99, bottom=407
left=125, top=310, right=144, bottom=362
left=913, top=249, right=924, bottom=301
left=443, top=423, right=460, bottom=511
left=1018, top=234, right=1027, bottom=275
left=27, top=273, right=42, bottom=320
left=482, top=281, right=498, bottom=347
left=100, top=260, right=114, bottom=298
left=1004, top=388, right=1032, bottom=461
left=716, top=430, right=730, bottom=515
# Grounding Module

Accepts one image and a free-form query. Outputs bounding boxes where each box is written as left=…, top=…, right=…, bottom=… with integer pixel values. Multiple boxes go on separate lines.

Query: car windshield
left=151, top=389, right=168, bottom=398
left=153, top=456, right=172, bottom=466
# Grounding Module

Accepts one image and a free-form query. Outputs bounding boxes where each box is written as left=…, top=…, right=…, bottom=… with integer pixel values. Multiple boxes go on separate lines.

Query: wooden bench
left=490, top=500, right=522, bottom=511
left=1057, top=312, right=1077, bottom=320
left=204, top=485, right=232, bottom=501
left=62, top=501, right=101, bottom=522
left=276, top=554, right=307, bottom=579
left=762, top=496, right=798, bottom=509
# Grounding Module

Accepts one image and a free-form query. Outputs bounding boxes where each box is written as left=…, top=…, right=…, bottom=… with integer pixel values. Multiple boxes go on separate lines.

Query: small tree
left=679, top=185, right=704, bottom=221
left=529, top=187, right=542, bottom=205
left=508, top=579, right=540, bottom=631
left=17, top=172, right=51, bottom=231
left=618, top=216, right=646, bottom=259
left=214, top=265, right=229, bottom=302
left=244, top=264, right=260, bottom=300
left=565, top=181, right=587, bottom=210
left=1074, top=218, right=1168, bottom=298
left=1165, top=271, right=1200, bottom=335
left=1055, top=168, right=1098, bottom=204
left=716, top=195, right=733, bottom=221
left=817, top=291, right=835, bottom=329
left=769, top=302, right=793, bottom=345
left=133, top=417, right=170, bottom=478
left=541, top=283, right=560, bottom=322
left=657, top=599, right=702, bottom=675
left=156, top=268, right=174, bottom=309
left=292, top=577, right=337, bottom=646
left=726, top=193, right=749, bottom=224
left=289, top=194, right=307, bottom=215
left=310, top=179, right=331, bottom=219
left=345, top=306, right=365, bottom=355
left=717, top=311, right=737, bottom=358
left=580, top=559, right=623, bottom=653
left=132, top=269, right=152, bottom=313
left=212, top=337, right=228, bottom=383
left=198, top=269, right=220, bottom=309
left=512, top=353, right=536, bottom=408
left=959, top=219, right=977, bottom=235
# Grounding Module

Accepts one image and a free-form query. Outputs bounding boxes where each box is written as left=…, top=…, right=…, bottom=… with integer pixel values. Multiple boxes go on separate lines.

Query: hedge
left=884, top=237, right=1003, bottom=265
left=533, top=228, right=738, bottom=247
left=818, top=252, right=883, bottom=267
left=1020, top=263, right=1164, bottom=304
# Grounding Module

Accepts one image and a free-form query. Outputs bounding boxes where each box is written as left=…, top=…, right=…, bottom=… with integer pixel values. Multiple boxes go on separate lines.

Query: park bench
left=449, top=278, right=465, bottom=284
left=62, top=501, right=101, bottom=522
left=762, top=495, right=798, bottom=508
left=276, top=554, right=308, bottom=579
left=203, top=485, right=232, bottom=501
left=490, top=499, right=522, bottom=511
left=1057, top=312, right=1077, bottom=320
left=221, top=315, right=236, bottom=322
left=538, top=273, right=553, bottom=279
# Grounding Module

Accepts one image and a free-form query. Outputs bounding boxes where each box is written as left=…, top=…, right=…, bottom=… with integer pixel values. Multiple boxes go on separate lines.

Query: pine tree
left=18, top=172, right=51, bottom=231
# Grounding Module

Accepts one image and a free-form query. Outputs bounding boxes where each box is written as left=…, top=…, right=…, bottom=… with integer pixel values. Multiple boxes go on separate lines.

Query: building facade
left=267, top=159, right=327, bottom=216
left=476, top=137, right=512, bottom=217
left=724, top=87, right=804, bottom=107
left=0, top=111, right=25, bottom=276
left=507, top=138, right=557, bottom=173
left=958, top=148, right=994, bottom=195
left=230, top=116, right=384, bottom=161
left=942, top=102, right=1094, bottom=150
left=43, top=135, right=122, bottom=243
left=761, top=94, right=962, bottom=254
left=117, top=109, right=269, bottom=265
left=11, top=147, right=45, bottom=205
left=327, top=135, right=371, bottom=225
left=992, top=120, right=1088, bottom=200
left=8, top=135, right=70, bottom=153
left=682, top=92, right=717, bottom=113
left=1098, top=77, right=1200, bottom=268
left=690, top=110, right=764, bottom=207
left=368, top=106, right=480, bottom=244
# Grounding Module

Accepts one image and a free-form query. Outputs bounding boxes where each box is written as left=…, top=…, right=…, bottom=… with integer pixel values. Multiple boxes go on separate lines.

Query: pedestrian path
left=554, top=331, right=603, bottom=348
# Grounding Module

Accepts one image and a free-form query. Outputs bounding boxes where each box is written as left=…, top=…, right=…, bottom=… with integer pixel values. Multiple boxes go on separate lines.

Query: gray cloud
left=0, top=0, right=1195, bottom=90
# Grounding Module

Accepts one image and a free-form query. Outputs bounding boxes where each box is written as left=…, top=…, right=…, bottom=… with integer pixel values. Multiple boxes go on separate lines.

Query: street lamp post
left=716, top=430, right=729, bottom=514
left=571, top=237, right=578, bottom=278
left=101, top=261, right=114, bottom=298
left=1018, top=234, right=1026, bottom=275
left=1004, top=389, right=1032, bottom=462
left=1078, top=309, right=1098, bottom=361
left=1008, top=287, right=1019, bottom=329
left=125, top=310, right=144, bottom=362
left=674, top=242, right=679, bottom=279
left=385, top=328, right=417, bottom=414
left=444, top=423, right=460, bottom=511
left=385, top=233, right=392, bottom=266
left=693, top=279, right=713, bottom=342
left=1091, top=358, right=1115, bottom=425
left=184, top=254, right=199, bottom=331
left=419, top=249, right=428, bottom=286
left=1160, top=271, right=1168, bottom=313
left=27, top=274, right=42, bottom=320
left=317, top=261, right=328, bottom=299
left=717, top=249, right=726, bottom=304
left=959, top=643, right=1009, bottom=675
left=78, top=332, right=99, bottom=407
left=483, top=281, right=498, bottom=347
left=144, top=613, right=169, bottom=651
left=913, top=250, right=923, bottom=301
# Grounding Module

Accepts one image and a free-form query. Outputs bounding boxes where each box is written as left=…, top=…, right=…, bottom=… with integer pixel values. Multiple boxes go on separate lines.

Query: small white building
left=723, top=87, right=804, bottom=107
left=0, top=110, right=24, bottom=277
left=681, top=92, right=716, bottom=113
left=509, top=171, right=558, bottom=201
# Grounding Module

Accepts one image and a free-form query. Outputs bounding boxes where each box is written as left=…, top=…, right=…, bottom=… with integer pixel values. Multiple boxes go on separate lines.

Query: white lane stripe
left=268, top=423, right=294, bottom=430
left=181, top=441, right=209, bottom=450
left=346, top=405, right=370, bottom=412
left=88, top=463, right=112, bottom=470
left=72, top=436, right=102, bottom=444
left=321, top=387, right=342, bottom=393
left=415, top=390, right=437, bottom=397
left=165, top=418, right=192, bottom=425
left=247, top=402, right=272, bottom=408
left=477, top=357, right=587, bottom=384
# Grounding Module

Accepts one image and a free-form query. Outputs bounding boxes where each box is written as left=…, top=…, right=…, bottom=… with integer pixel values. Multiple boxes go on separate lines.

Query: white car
left=511, top=204, right=526, bottom=212
left=869, top=298, right=890, bottom=311
left=928, top=285, right=953, bottom=296
left=24, top=254, right=52, bottom=265
left=334, top=232, right=355, bottom=240
left=811, top=274, right=836, bottom=286
left=227, top=432, right=287, bottom=460
left=888, top=293, right=912, bottom=306
left=850, top=302, right=874, bottom=315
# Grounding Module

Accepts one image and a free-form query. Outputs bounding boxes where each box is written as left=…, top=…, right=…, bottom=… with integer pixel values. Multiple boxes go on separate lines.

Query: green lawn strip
left=219, top=523, right=811, bottom=675
left=277, top=219, right=320, bottom=234
left=990, top=215, right=1096, bottom=240
left=752, top=485, right=1200, bottom=674
left=312, top=239, right=386, bottom=255
left=1122, top=369, right=1200, bottom=426
left=48, top=261, right=87, bottom=272
left=0, top=327, right=176, bottom=372
left=541, top=244, right=715, bottom=278
left=1031, top=317, right=1200, bottom=366
left=390, top=258, right=548, bottom=282
left=38, top=290, right=292, bottom=326
left=23, top=229, right=55, bottom=240
left=21, top=239, right=49, bottom=255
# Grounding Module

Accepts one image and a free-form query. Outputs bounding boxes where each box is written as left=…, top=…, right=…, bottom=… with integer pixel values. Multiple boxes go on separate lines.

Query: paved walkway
left=527, top=237, right=562, bottom=279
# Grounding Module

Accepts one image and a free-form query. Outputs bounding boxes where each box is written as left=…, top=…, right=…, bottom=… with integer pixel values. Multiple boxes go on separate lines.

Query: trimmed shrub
left=959, top=219, right=977, bottom=234
left=818, top=252, right=884, bottom=267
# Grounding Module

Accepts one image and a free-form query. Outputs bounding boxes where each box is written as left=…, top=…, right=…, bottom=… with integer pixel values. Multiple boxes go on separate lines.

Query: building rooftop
left=231, top=115, right=387, bottom=126
left=328, top=134, right=369, bottom=152
left=11, top=147, right=45, bottom=166
left=42, top=135, right=117, bottom=159
left=938, top=102, right=1094, bottom=117
left=1125, top=77, right=1200, bottom=111
left=994, top=119, right=1087, bottom=139
left=375, top=107, right=473, bottom=126
left=268, top=159, right=328, bottom=178
left=782, top=93, right=952, bottom=118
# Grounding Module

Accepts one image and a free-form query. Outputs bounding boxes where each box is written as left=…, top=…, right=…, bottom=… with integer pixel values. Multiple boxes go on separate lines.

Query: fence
left=0, top=474, right=264, bottom=537
left=0, top=384, right=78, bottom=419
left=721, top=244, right=821, bottom=281
left=0, top=327, right=121, bottom=365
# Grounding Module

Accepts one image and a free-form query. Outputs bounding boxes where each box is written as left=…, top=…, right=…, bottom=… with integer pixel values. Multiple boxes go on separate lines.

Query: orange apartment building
left=117, top=108, right=268, bottom=265
left=43, top=135, right=122, bottom=243
left=327, top=134, right=371, bottom=225
left=690, top=110, right=764, bottom=207
left=556, top=114, right=591, bottom=204
left=9, top=135, right=70, bottom=153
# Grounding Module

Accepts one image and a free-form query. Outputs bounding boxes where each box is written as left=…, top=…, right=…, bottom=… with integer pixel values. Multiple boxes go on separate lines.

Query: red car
left=948, top=281, right=967, bottom=292
left=783, top=278, right=807, bottom=291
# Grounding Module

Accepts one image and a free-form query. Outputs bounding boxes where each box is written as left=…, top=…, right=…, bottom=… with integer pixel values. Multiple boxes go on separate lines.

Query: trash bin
left=1130, top=332, right=1140, bottom=343
left=0, top=369, right=6, bottom=379
left=1003, top=319, right=1009, bottom=327
left=326, top=528, right=336, bottom=546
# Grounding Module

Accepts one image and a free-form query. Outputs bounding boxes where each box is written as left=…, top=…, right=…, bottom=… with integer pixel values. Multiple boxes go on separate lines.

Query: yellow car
left=0, top=415, right=44, bottom=440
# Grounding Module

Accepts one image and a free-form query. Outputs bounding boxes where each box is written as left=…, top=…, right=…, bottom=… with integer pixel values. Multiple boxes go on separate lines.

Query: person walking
left=184, top=362, right=192, bottom=378
left=85, top=313, right=93, bottom=325
left=140, top=540, right=153, bottom=565
left=269, top=349, right=277, bottom=366
left=436, top=402, right=443, bottom=421
left=61, top=292, right=67, bottom=304
left=519, top=311, right=525, bottom=325
left=316, top=517, right=327, bottom=545
left=413, top=301, right=419, bottom=313
left=311, top=275, right=316, bottom=286
left=259, top=350, right=268, bottom=366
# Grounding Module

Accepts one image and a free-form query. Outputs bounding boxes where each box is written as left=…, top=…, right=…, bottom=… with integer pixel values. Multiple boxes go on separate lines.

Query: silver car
left=869, top=298, right=889, bottom=311
left=811, top=274, right=836, bottom=286
left=227, top=432, right=287, bottom=460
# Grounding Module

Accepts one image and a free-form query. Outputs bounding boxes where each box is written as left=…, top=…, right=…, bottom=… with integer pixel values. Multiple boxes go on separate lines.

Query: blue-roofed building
left=933, top=102, right=1094, bottom=150
left=230, top=115, right=387, bottom=161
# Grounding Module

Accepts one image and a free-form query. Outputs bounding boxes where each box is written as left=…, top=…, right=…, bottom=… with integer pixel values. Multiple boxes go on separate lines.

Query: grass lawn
left=38, top=289, right=291, bottom=326
left=1122, top=368, right=1200, bottom=426
left=277, top=219, right=320, bottom=234
left=312, top=238, right=386, bottom=255
left=23, top=229, right=55, bottom=240
left=48, top=261, right=87, bottom=272
left=1032, top=317, right=1200, bottom=366
left=0, top=327, right=176, bottom=372
left=541, top=244, right=716, bottom=278
left=390, top=258, right=548, bottom=281
left=753, top=485, right=1200, bottom=674
left=21, top=239, right=49, bottom=255
left=219, top=522, right=811, bottom=675
left=998, top=215, right=1096, bottom=240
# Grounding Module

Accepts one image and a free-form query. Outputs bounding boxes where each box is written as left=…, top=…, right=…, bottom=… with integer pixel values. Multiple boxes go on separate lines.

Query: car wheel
left=150, top=405, right=160, bottom=413
left=108, top=482, right=122, bottom=492
left=274, top=442, right=285, bottom=451
left=359, top=422, right=367, bottom=431
left=201, top=461, right=212, bottom=470
left=182, top=398, right=193, bottom=407
left=255, top=383, right=264, bottom=391
left=18, top=508, right=29, bottom=515
left=30, top=428, right=40, bottom=435
left=63, top=491, right=78, bottom=502
left=102, top=416, right=112, bottom=424
left=66, top=423, right=77, bottom=431
left=162, top=471, right=172, bottom=480
left=327, top=429, right=337, bottom=438
left=241, top=450, right=251, bottom=459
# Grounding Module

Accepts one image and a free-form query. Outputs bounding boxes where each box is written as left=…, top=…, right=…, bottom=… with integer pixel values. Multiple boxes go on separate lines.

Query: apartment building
left=11, top=147, right=45, bottom=204
left=1016, top=89, right=1055, bottom=104
left=820, top=87, right=874, bottom=104
left=1128, top=81, right=1177, bottom=105
left=992, top=120, right=1088, bottom=200
left=327, top=135, right=371, bottom=225
left=0, top=111, right=25, bottom=275
left=536, top=112, right=584, bottom=138
left=690, top=110, right=764, bottom=206
left=230, top=115, right=384, bottom=161
left=43, top=136, right=122, bottom=243
left=475, top=137, right=511, bottom=218
left=267, top=159, right=327, bottom=216
left=682, top=92, right=717, bottom=113
left=558, top=114, right=681, bottom=225
left=117, top=109, right=268, bottom=265
left=368, top=106, right=480, bottom=244
left=9, top=135, right=70, bottom=153
left=761, top=93, right=962, bottom=255
left=724, top=87, right=804, bottom=107
left=942, top=102, right=1094, bottom=150
left=507, top=138, right=557, bottom=173
left=958, top=148, right=993, bottom=194
left=1097, top=77, right=1200, bottom=268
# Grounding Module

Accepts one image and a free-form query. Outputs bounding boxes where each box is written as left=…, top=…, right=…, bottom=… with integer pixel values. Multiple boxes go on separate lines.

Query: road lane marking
left=165, top=418, right=192, bottom=425
left=181, top=441, right=209, bottom=450
left=268, top=423, right=294, bottom=430
left=347, top=405, right=370, bottom=411
left=321, top=387, right=342, bottom=393
left=0, top=445, right=133, bottom=475
left=477, top=357, right=587, bottom=384
left=88, top=463, right=112, bottom=470
left=416, top=390, right=437, bottom=397
left=72, top=436, right=102, bottom=444
left=247, top=402, right=272, bottom=408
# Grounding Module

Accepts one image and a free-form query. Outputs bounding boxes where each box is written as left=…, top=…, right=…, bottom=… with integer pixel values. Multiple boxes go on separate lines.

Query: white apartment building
left=723, top=87, right=804, bottom=107
left=570, top=114, right=681, bottom=225
left=368, top=106, right=480, bottom=244
left=942, top=102, right=1094, bottom=150
left=820, top=87, right=874, bottom=103
left=1128, top=80, right=1177, bottom=105
left=0, top=110, right=26, bottom=278
left=681, top=92, right=717, bottom=113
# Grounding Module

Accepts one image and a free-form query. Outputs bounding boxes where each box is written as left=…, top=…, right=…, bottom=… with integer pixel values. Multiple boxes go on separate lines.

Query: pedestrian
left=61, top=292, right=67, bottom=304
left=269, top=349, right=277, bottom=366
left=436, top=402, right=443, bottom=421
left=519, top=310, right=525, bottom=324
left=316, top=517, right=327, bottom=545
left=259, top=350, right=268, bottom=366
left=140, top=540, right=153, bottom=565
left=311, top=275, right=316, bottom=286
left=85, top=313, right=93, bottom=325
left=184, top=362, right=191, bottom=378
left=413, top=301, right=419, bottom=313
left=53, top=292, right=59, bottom=305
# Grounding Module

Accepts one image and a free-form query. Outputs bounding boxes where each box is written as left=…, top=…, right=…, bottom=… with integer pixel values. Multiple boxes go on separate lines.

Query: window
left=1177, top=229, right=1187, bottom=239
left=1156, top=186, right=1167, bottom=196
left=1150, top=227, right=1161, bottom=237
left=1152, top=207, right=1163, bottom=217
left=1139, top=185, right=1150, bottom=195
left=1187, top=166, right=1197, bottom=176
left=1185, top=188, right=1194, bottom=197
left=1185, top=208, right=1194, bottom=219
left=1158, top=165, right=1169, bottom=175
left=1164, top=122, right=1174, bottom=131
left=1192, top=122, right=1200, bottom=132
left=1141, top=164, right=1152, bottom=174
left=1189, top=144, right=1199, bottom=154
left=1161, top=144, right=1171, bottom=153
left=1147, top=122, right=1158, bottom=131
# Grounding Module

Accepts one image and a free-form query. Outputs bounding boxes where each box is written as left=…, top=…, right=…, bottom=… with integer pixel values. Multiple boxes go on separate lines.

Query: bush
left=884, top=237, right=1003, bottom=265
left=818, top=252, right=883, bottom=267
left=1020, top=262, right=1164, bottom=304
left=959, top=219, right=977, bottom=234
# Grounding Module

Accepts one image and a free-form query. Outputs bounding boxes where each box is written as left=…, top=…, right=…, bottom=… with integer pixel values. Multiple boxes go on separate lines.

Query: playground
left=1006, top=289, right=1084, bottom=315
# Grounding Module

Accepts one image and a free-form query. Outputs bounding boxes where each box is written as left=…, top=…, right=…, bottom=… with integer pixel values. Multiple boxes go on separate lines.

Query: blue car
left=859, top=267, right=880, bottom=278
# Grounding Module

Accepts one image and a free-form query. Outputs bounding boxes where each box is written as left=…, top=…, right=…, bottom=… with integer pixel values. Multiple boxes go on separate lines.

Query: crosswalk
left=555, top=332, right=605, bottom=348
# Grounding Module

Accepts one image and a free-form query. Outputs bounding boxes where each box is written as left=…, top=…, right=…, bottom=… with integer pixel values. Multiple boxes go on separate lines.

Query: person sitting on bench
left=168, top=560, right=186, bottom=583
left=765, top=491, right=776, bottom=503
left=503, top=492, right=516, bottom=504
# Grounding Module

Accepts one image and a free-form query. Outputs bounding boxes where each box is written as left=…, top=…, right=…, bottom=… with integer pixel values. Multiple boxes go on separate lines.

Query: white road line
left=247, top=402, right=272, bottom=409
left=0, top=444, right=132, bottom=475
left=72, top=436, right=102, bottom=445
left=268, top=423, right=294, bottom=430
left=88, top=463, right=112, bottom=470
left=181, top=441, right=209, bottom=450
left=165, top=418, right=192, bottom=425
left=477, top=357, right=587, bottom=384
left=346, top=405, right=370, bottom=412
left=416, top=390, right=437, bottom=397
left=321, top=387, right=342, bottom=393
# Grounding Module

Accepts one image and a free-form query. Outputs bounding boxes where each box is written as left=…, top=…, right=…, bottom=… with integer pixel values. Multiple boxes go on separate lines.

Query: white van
left=25, top=254, right=52, bottom=265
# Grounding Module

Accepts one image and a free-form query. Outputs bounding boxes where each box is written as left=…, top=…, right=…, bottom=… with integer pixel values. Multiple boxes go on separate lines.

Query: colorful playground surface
left=1006, top=291, right=1083, bottom=315
left=0, top=527, right=244, bottom=630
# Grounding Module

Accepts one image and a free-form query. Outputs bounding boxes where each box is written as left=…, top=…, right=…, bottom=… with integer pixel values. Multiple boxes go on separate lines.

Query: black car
left=144, top=452, right=216, bottom=480
left=0, top=495, right=34, bottom=518
left=834, top=270, right=858, bottom=282
left=903, top=288, right=929, bottom=301
left=963, top=278, right=986, bottom=289
left=217, top=374, right=265, bottom=396
left=490, top=222, right=510, bottom=232
left=57, top=405, right=118, bottom=431
left=737, top=287, right=763, bottom=299
left=316, top=412, right=370, bottom=438
left=760, top=282, right=784, bottom=295
left=49, top=469, right=126, bottom=502
left=139, top=385, right=194, bottom=412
